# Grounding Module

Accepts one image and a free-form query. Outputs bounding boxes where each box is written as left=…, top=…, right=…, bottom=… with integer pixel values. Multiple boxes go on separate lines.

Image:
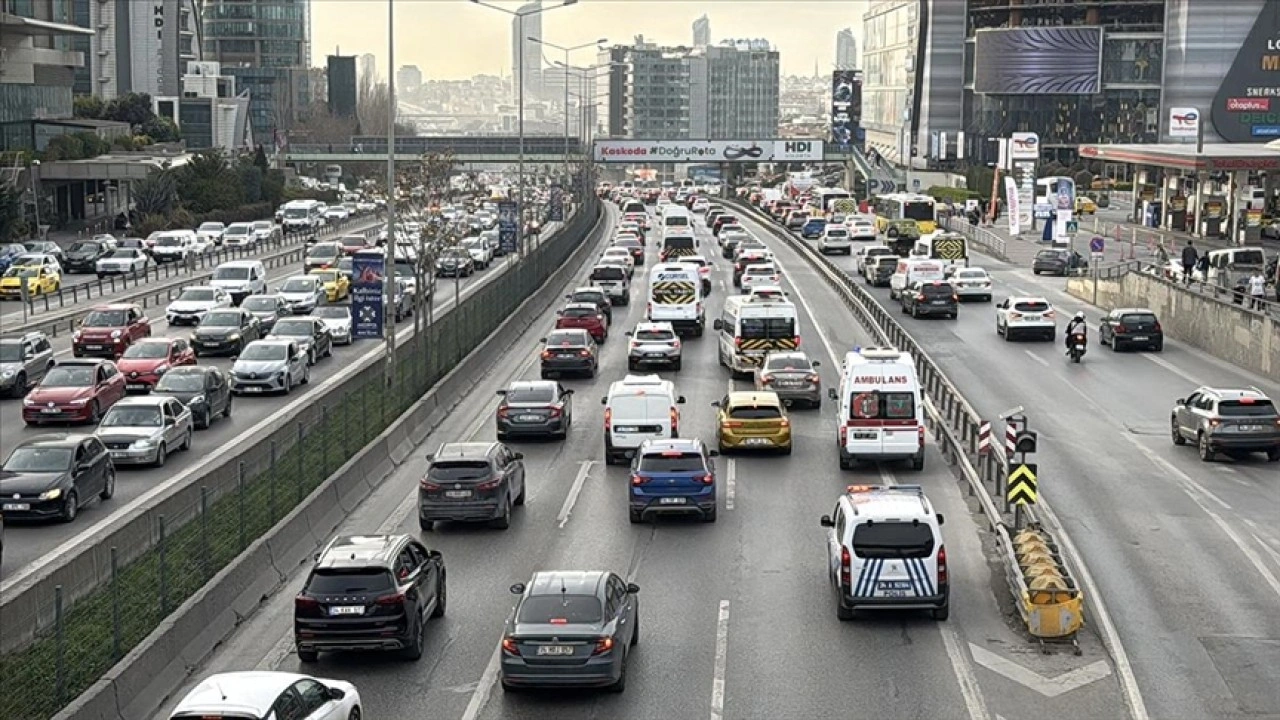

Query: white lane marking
left=774, top=263, right=840, bottom=367
left=725, top=459, right=736, bottom=511
left=1141, top=352, right=1202, bottom=387
left=878, top=465, right=896, bottom=487
left=709, top=599, right=731, bottom=720
left=1023, top=350, right=1050, bottom=367
left=557, top=460, right=594, bottom=528
left=460, top=643, right=503, bottom=720
left=969, top=643, right=1111, bottom=698
left=940, top=631, right=993, bottom=720
left=1174, top=476, right=1280, bottom=600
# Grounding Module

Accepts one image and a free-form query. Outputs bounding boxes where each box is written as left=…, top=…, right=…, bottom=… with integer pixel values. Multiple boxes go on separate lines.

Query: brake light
left=578, top=349, right=591, bottom=358
left=918, top=426, right=926, bottom=448
left=476, top=478, right=500, bottom=491
left=631, top=473, right=648, bottom=486
left=761, top=376, right=773, bottom=385
left=840, top=546, right=851, bottom=586
left=375, top=592, right=405, bottom=606
left=937, top=546, right=949, bottom=585
left=805, top=374, right=820, bottom=384
left=672, top=339, right=681, bottom=348
left=295, top=595, right=319, bottom=610
left=1115, top=324, right=1127, bottom=333
left=1045, top=310, right=1056, bottom=319
left=501, top=637, right=521, bottom=655
left=734, top=337, right=743, bottom=349
left=1209, top=419, right=1221, bottom=428
left=1153, top=321, right=1162, bottom=332
left=541, top=350, right=553, bottom=360
left=670, top=407, right=679, bottom=435
left=419, top=478, right=442, bottom=490
left=723, top=420, right=744, bottom=428
left=917, top=294, right=926, bottom=302
left=696, top=302, right=703, bottom=315
left=793, top=336, right=802, bottom=348
left=952, top=295, right=959, bottom=303
left=497, top=407, right=509, bottom=418
left=547, top=406, right=563, bottom=418
left=839, top=425, right=848, bottom=445
left=695, top=474, right=714, bottom=485
left=593, top=637, right=615, bottom=655
left=604, top=407, right=612, bottom=431
left=1008, top=312, right=1022, bottom=320
left=779, top=418, right=790, bottom=428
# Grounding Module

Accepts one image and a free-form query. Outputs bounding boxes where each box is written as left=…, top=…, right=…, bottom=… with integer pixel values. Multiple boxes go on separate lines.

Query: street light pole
left=383, top=0, right=397, bottom=386
left=527, top=37, right=604, bottom=220
left=29, top=160, right=41, bottom=240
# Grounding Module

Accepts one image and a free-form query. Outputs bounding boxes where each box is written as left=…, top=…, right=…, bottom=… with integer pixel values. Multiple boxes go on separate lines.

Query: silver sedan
left=95, top=396, right=193, bottom=467
left=753, top=351, right=822, bottom=408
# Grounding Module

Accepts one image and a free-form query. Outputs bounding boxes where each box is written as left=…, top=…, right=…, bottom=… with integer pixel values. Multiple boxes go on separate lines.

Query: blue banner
left=498, top=200, right=519, bottom=255
left=351, top=251, right=385, bottom=339
left=549, top=185, right=564, bottom=222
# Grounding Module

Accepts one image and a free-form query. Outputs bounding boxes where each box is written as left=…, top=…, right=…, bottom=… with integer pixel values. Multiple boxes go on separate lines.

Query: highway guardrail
left=938, top=214, right=1008, bottom=261
left=0, top=198, right=600, bottom=720
left=729, top=198, right=1088, bottom=648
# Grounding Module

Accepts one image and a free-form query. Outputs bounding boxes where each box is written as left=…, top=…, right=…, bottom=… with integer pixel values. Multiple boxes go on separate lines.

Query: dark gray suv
left=419, top=442, right=526, bottom=530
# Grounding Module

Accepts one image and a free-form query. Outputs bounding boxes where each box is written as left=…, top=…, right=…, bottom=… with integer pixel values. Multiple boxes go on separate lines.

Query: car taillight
left=578, top=349, right=591, bottom=357
left=695, top=474, right=714, bottom=485
left=476, top=479, right=500, bottom=491
left=779, top=418, right=790, bottom=428
left=937, top=546, right=949, bottom=585
left=496, top=407, right=510, bottom=418
left=670, top=407, right=679, bottom=435
left=722, top=420, right=744, bottom=428
left=1045, top=310, right=1056, bottom=319
left=420, top=478, right=442, bottom=490
left=672, top=339, right=681, bottom=348
left=593, top=637, right=615, bottom=655
left=793, top=336, right=802, bottom=348
left=806, top=374, right=820, bottom=384
left=547, top=406, right=563, bottom=418
left=734, top=337, right=743, bottom=349
left=295, top=595, right=319, bottom=610
left=502, top=637, right=521, bottom=655
left=631, top=473, right=648, bottom=486
left=696, top=302, right=703, bottom=315
left=840, top=546, right=851, bottom=586
left=541, top=350, right=553, bottom=360
left=839, top=425, right=848, bottom=445
left=1153, top=322, right=1162, bottom=332
left=646, top=303, right=653, bottom=318
left=952, top=295, right=959, bottom=302
left=375, top=592, right=404, bottom=606
left=1115, top=324, right=1127, bottom=333
left=917, top=294, right=926, bottom=302
left=1008, top=312, right=1022, bottom=320
left=760, top=376, right=773, bottom=385
left=918, top=427, right=926, bottom=447
left=604, top=407, right=612, bottom=431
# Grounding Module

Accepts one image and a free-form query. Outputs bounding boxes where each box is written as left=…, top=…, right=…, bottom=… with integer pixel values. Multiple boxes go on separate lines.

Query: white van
left=912, top=232, right=969, bottom=270
left=1203, top=246, right=1267, bottom=284
left=601, top=374, right=687, bottom=465
left=820, top=484, right=949, bottom=620
left=662, top=206, right=692, bottom=232
left=889, top=258, right=946, bottom=300
left=280, top=200, right=325, bottom=233
left=647, top=262, right=704, bottom=336
left=210, top=260, right=268, bottom=302
left=150, top=230, right=200, bottom=263
left=828, top=347, right=925, bottom=471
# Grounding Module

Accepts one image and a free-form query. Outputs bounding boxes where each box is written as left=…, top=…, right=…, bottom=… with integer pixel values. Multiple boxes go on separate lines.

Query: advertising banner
left=1210, top=2, right=1280, bottom=141
left=831, top=70, right=863, bottom=152
left=1010, top=132, right=1040, bottom=160
left=973, top=27, right=1102, bottom=95
left=351, top=251, right=385, bottom=340
left=498, top=201, right=519, bottom=255
left=592, top=140, right=824, bottom=163
left=1014, top=161, right=1036, bottom=229
left=1168, top=107, right=1200, bottom=139
left=1004, top=176, right=1021, bottom=236
left=549, top=185, right=564, bottom=222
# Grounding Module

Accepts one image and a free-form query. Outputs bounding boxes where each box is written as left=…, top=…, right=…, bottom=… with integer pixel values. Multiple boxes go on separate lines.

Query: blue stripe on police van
left=852, top=558, right=872, bottom=597
left=911, top=558, right=934, bottom=596
left=857, top=559, right=880, bottom=597
left=920, top=559, right=936, bottom=596
left=869, top=558, right=885, bottom=597
left=902, top=558, right=921, bottom=597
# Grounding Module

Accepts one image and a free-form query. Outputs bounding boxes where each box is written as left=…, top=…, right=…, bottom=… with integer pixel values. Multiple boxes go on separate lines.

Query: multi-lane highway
left=0, top=218, right=566, bottom=580
left=154, top=203, right=1128, bottom=720
left=739, top=204, right=1280, bottom=720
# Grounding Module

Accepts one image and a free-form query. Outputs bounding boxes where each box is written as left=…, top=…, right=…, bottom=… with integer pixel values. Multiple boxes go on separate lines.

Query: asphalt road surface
left=154, top=205, right=1127, bottom=720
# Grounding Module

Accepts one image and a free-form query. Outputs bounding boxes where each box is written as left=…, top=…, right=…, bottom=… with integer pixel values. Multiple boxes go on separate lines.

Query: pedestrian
left=1180, top=240, right=1198, bottom=285
left=1248, top=269, right=1267, bottom=310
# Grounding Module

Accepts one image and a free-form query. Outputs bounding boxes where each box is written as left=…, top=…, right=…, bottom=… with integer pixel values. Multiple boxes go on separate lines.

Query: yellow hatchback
left=1075, top=196, right=1097, bottom=215
left=0, top=265, right=61, bottom=300
left=309, top=268, right=350, bottom=302
left=713, top=391, right=792, bottom=454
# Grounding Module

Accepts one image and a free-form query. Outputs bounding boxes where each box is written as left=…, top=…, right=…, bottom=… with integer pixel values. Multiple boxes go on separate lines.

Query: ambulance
left=820, top=484, right=949, bottom=620
left=828, top=347, right=925, bottom=471
left=647, top=263, right=705, bottom=336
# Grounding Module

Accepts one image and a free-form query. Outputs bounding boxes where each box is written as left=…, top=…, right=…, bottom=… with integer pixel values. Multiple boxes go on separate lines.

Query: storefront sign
left=592, top=140, right=825, bottom=163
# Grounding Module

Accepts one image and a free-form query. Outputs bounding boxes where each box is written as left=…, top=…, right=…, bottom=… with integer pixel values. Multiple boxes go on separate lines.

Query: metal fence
left=0, top=197, right=599, bottom=720
left=938, top=214, right=1008, bottom=260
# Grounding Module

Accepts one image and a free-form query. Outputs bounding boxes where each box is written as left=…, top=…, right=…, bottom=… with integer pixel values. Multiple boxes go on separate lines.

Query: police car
left=819, top=484, right=949, bottom=620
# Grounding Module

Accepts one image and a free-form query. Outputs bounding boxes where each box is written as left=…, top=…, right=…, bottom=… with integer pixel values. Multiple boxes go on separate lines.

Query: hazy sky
left=312, top=1, right=867, bottom=81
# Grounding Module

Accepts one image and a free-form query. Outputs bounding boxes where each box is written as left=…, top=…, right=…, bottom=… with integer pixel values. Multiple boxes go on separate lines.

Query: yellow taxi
left=0, top=265, right=61, bottom=300
left=308, top=267, right=350, bottom=302
left=1075, top=196, right=1097, bottom=215
left=712, top=391, right=792, bottom=454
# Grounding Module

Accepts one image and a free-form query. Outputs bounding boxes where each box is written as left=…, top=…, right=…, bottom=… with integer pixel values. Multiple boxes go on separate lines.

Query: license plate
left=3, top=503, right=29, bottom=511
left=614, top=426, right=639, bottom=433
left=444, top=490, right=472, bottom=499
left=537, top=645, right=574, bottom=656
left=41, top=408, right=61, bottom=414
left=516, top=414, right=541, bottom=422
left=241, top=386, right=263, bottom=393
left=83, top=345, right=104, bottom=351
left=853, top=431, right=877, bottom=439
left=1024, top=315, right=1041, bottom=321
left=878, top=580, right=912, bottom=591
left=127, top=384, right=148, bottom=391
left=646, top=353, right=666, bottom=358
left=744, top=438, right=772, bottom=446
left=1237, top=425, right=1260, bottom=432
left=931, top=300, right=948, bottom=305
left=658, top=497, right=687, bottom=505
left=775, top=381, right=802, bottom=387
left=1131, top=336, right=1148, bottom=341
left=328, top=605, right=364, bottom=616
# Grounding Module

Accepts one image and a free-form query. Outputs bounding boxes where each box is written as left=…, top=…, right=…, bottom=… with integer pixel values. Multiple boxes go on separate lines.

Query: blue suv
left=800, top=218, right=828, bottom=239
left=629, top=439, right=719, bottom=524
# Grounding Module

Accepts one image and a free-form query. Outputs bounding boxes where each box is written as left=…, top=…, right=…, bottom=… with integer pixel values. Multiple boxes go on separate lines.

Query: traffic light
left=1014, top=429, right=1038, bottom=454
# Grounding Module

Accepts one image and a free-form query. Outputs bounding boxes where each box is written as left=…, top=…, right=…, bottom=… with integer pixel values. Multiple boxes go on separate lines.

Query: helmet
left=1074, top=311, right=1085, bottom=321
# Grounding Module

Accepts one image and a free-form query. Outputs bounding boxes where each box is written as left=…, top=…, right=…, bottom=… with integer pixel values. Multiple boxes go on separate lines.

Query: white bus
left=812, top=187, right=854, bottom=215
left=713, top=293, right=800, bottom=376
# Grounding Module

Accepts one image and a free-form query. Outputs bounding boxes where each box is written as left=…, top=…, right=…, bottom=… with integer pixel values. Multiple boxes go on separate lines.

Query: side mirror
left=677, top=396, right=686, bottom=404
left=509, top=582, right=526, bottom=595
left=600, top=396, right=607, bottom=405
left=626, top=582, right=640, bottom=594
left=425, top=453, right=435, bottom=461
left=712, top=319, right=723, bottom=331
left=1175, top=398, right=1186, bottom=406
left=496, top=389, right=508, bottom=396
left=827, top=388, right=838, bottom=400
left=625, top=331, right=633, bottom=336
left=710, top=400, right=720, bottom=408
left=820, top=515, right=834, bottom=528
left=229, top=355, right=238, bottom=361
left=538, top=337, right=547, bottom=343
left=811, top=360, right=820, bottom=368
left=936, top=513, right=945, bottom=526
left=564, top=389, right=574, bottom=395
left=512, top=452, right=525, bottom=460
left=708, top=449, right=720, bottom=457
left=327, top=687, right=346, bottom=701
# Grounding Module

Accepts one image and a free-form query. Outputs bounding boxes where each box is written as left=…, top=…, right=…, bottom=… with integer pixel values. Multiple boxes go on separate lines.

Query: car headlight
left=1, top=369, right=14, bottom=379
left=190, top=394, right=207, bottom=405
left=39, top=488, right=63, bottom=501
left=68, top=398, right=89, bottom=406
left=228, top=334, right=240, bottom=342
left=155, top=364, right=168, bottom=375
left=23, top=397, right=35, bottom=406
left=73, top=331, right=82, bottom=341
left=132, top=438, right=156, bottom=449
left=111, top=330, right=122, bottom=339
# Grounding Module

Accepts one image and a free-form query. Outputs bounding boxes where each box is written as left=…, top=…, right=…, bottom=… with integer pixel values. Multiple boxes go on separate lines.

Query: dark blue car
left=628, top=438, right=719, bottom=524
left=0, top=243, right=26, bottom=273
left=800, top=218, right=828, bottom=239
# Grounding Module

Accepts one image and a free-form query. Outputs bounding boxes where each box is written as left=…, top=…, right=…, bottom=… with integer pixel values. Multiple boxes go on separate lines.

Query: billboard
left=497, top=201, right=519, bottom=255
left=831, top=70, right=863, bottom=152
left=548, top=185, right=563, bottom=222
left=1211, top=2, right=1280, bottom=141
left=351, top=250, right=385, bottom=340
left=974, top=27, right=1102, bottom=95
left=1169, top=107, right=1200, bottom=139
left=1010, top=132, right=1041, bottom=161
left=592, top=140, right=824, bottom=163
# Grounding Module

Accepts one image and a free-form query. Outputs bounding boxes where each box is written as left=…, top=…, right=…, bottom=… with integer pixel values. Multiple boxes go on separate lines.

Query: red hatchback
left=72, top=304, right=151, bottom=359
left=23, top=359, right=126, bottom=425
left=554, top=302, right=608, bottom=343
left=116, top=338, right=197, bottom=393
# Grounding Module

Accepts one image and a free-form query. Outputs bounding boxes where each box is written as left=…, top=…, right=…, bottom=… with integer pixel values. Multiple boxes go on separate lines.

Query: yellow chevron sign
left=1006, top=463, right=1038, bottom=505
left=933, top=235, right=966, bottom=261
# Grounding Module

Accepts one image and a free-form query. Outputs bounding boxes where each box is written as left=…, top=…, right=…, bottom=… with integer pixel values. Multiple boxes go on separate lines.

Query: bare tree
left=357, top=82, right=392, bottom=137
left=409, top=151, right=457, bottom=338
left=293, top=101, right=358, bottom=145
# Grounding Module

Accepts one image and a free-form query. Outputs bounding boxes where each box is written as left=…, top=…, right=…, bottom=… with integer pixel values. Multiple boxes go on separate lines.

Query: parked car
left=0, top=435, right=114, bottom=523
left=96, top=248, right=151, bottom=277
left=1032, top=248, right=1088, bottom=276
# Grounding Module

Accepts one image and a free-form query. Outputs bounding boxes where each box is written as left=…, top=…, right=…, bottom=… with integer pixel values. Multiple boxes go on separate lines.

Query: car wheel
left=836, top=595, right=855, bottom=621
left=419, top=517, right=434, bottom=532
left=703, top=506, right=717, bottom=523
left=401, top=616, right=425, bottom=661
left=432, top=572, right=447, bottom=618
left=307, top=350, right=316, bottom=366
left=295, top=647, right=319, bottom=663
left=629, top=509, right=643, bottom=524
left=154, top=443, right=168, bottom=467
left=672, top=359, right=682, bottom=371
left=490, top=497, right=512, bottom=530
left=283, top=375, right=293, bottom=395
left=181, top=429, right=192, bottom=451
left=59, top=490, right=79, bottom=523
left=196, top=409, right=210, bottom=430
left=88, top=400, right=101, bottom=424
left=607, top=657, right=628, bottom=694
left=100, top=468, right=116, bottom=500
left=515, top=479, right=527, bottom=505
left=1171, top=417, right=1186, bottom=446
left=324, top=343, right=333, bottom=359
left=1267, top=448, right=1280, bottom=462
left=1153, top=341, right=1164, bottom=352
left=911, top=454, right=925, bottom=471
left=1111, top=340, right=1121, bottom=352
left=10, top=372, right=26, bottom=398
left=302, top=366, right=311, bottom=385
left=1198, top=433, right=1216, bottom=462
left=631, top=613, right=639, bottom=645
left=222, top=398, right=233, bottom=419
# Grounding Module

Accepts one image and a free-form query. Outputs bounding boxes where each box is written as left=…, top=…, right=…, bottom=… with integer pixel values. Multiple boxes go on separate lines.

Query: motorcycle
left=1068, top=332, right=1087, bottom=363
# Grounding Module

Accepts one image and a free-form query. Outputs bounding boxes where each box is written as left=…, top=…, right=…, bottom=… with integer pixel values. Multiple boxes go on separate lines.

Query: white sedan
left=325, top=206, right=350, bottom=222
left=995, top=296, right=1057, bottom=341
left=850, top=219, right=878, bottom=241
left=740, top=263, right=781, bottom=293
left=170, top=671, right=360, bottom=720
left=95, top=248, right=151, bottom=277
left=600, top=247, right=636, bottom=275
left=947, top=267, right=993, bottom=301
left=692, top=199, right=711, bottom=213
left=166, top=286, right=233, bottom=325
left=313, top=305, right=354, bottom=344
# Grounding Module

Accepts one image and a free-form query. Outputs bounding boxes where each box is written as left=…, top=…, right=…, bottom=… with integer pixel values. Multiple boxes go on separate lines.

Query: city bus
left=811, top=187, right=853, bottom=216
left=872, top=193, right=938, bottom=235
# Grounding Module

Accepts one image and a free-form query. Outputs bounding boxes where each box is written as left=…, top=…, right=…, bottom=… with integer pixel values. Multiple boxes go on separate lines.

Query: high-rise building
left=0, top=0, right=93, bottom=145
left=601, top=39, right=779, bottom=140
left=836, top=28, right=857, bottom=70
left=693, top=15, right=710, bottom=47
left=397, top=65, right=423, bottom=93
left=69, top=0, right=201, bottom=100
left=328, top=55, right=357, bottom=117
left=151, top=61, right=253, bottom=151
left=511, top=1, right=543, bottom=102
left=358, top=53, right=377, bottom=86
left=203, top=0, right=311, bottom=140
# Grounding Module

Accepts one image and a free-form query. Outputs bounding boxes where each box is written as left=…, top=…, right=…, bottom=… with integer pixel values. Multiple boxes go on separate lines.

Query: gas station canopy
left=1078, top=143, right=1280, bottom=173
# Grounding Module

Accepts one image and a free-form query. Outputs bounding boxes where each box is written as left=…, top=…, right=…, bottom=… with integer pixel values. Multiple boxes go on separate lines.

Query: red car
left=116, top=338, right=197, bottom=393
left=338, top=235, right=370, bottom=256
left=72, top=304, right=151, bottom=359
left=555, top=302, right=608, bottom=343
left=22, top=359, right=126, bottom=425
left=712, top=215, right=738, bottom=236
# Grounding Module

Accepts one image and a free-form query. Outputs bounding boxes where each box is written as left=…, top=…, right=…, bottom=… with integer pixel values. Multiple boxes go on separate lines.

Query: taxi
left=711, top=390, right=792, bottom=454
left=0, top=264, right=61, bottom=299
left=1075, top=196, right=1097, bottom=215
left=308, top=267, right=350, bottom=302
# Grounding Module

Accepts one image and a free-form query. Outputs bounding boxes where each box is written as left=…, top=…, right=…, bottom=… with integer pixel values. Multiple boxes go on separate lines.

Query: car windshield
left=312, top=271, right=339, bottom=284
left=764, top=355, right=811, bottom=371
left=101, top=406, right=162, bottom=427
left=82, top=309, right=128, bottom=327
left=517, top=594, right=603, bottom=624
left=635, top=329, right=675, bottom=342
left=462, top=239, right=482, bottom=250
left=546, top=331, right=585, bottom=347
left=201, top=312, right=241, bottom=327
left=240, top=343, right=288, bottom=361
left=1036, top=250, right=1066, bottom=260
left=68, top=242, right=101, bottom=253
left=1012, top=301, right=1051, bottom=313
left=241, top=297, right=279, bottom=311
left=1218, top=400, right=1277, bottom=417
left=638, top=451, right=706, bottom=473
left=213, top=267, right=251, bottom=280
left=954, top=270, right=987, bottom=280
left=572, top=292, right=604, bottom=304
left=442, top=249, right=469, bottom=259
left=852, top=522, right=936, bottom=559
left=562, top=307, right=597, bottom=318
left=284, top=208, right=309, bottom=219
left=198, top=223, right=223, bottom=231
left=305, top=567, right=396, bottom=595
left=156, top=236, right=184, bottom=247
left=178, top=289, right=217, bottom=302
left=340, top=237, right=366, bottom=248
left=273, top=321, right=310, bottom=336
left=225, top=225, right=250, bottom=236
left=4, top=267, right=36, bottom=278
left=729, top=405, right=782, bottom=420
left=506, top=385, right=556, bottom=403
left=847, top=391, right=915, bottom=421
left=122, top=342, right=170, bottom=359
left=1118, top=313, right=1157, bottom=325
left=314, top=307, right=350, bottom=319
left=309, top=245, right=340, bottom=258
left=105, top=250, right=137, bottom=259
left=827, top=229, right=849, bottom=236
left=428, top=460, right=491, bottom=480
left=154, top=372, right=206, bottom=392
left=740, top=318, right=794, bottom=340
left=591, top=267, right=624, bottom=281
left=281, top=278, right=315, bottom=293
left=3, top=447, right=72, bottom=473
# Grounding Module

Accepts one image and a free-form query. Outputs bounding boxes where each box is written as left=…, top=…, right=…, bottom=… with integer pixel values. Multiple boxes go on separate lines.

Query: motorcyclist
left=1064, top=311, right=1088, bottom=355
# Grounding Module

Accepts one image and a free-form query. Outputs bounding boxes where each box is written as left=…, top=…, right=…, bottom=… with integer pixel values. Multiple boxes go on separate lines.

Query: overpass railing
left=291, top=136, right=584, bottom=157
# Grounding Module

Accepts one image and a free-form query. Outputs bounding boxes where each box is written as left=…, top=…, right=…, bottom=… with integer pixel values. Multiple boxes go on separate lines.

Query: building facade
left=358, top=53, right=376, bottom=86
left=397, top=64, right=422, bottom=94
left=836, top=28, right=857, bottom=71
left=327, top=55, right=356, bottom=117
left=202, top=0, right=310, bottom=140
left=69, top=0, right=201, bottom=101
left=693, top=15, right=710, bottom=47
left=511, top=1, right=543, bottom=103
left=152, top=61, right=252, bottom=151
left=1, top=0, right=92, bottom=148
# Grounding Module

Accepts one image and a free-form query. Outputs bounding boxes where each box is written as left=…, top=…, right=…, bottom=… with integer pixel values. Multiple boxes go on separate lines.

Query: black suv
left=566, top=286, right=613, bottom=324
left=419, top=442, right=526, bottom=530
left=294, top=534, right=446, bottom=662
left=900, top=280, right=958, bottom=319
left=1171, top=387, right=1280, bottom=462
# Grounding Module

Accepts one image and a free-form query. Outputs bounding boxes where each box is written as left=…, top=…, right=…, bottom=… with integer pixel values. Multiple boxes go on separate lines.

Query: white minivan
left=889, top=258, right=946, bottom=300
left=601, top=374, right=687, bottom=465
left=210, top=260, right=268, bottom=302
left=828, top=347, right=925, bottom=471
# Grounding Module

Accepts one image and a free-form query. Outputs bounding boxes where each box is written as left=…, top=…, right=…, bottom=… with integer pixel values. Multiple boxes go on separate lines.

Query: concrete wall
left=1066, top=272, right=1278, bottom=377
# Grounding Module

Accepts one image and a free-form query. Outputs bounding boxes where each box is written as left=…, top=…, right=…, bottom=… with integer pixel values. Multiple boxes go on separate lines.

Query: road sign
left=1089, top=236, right=1105, bottom=253
left=977, top=422, right=992, bottom=455
left=1066, top=220, right=1079, bottom=234
left=868, top=179, right=880, bottom=191
left=1006, top=463, right=1039, bottom=506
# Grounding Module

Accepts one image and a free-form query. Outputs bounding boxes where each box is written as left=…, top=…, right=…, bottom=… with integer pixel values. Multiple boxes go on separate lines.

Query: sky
left=311, top=0, right=867, bottom=81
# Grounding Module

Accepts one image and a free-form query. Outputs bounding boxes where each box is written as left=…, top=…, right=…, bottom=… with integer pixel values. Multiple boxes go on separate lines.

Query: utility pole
left=382, top=0, right=397, bottom=387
